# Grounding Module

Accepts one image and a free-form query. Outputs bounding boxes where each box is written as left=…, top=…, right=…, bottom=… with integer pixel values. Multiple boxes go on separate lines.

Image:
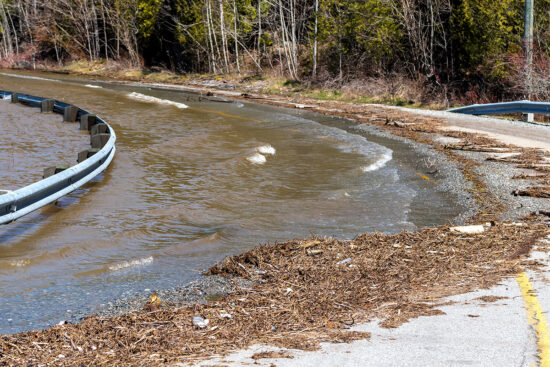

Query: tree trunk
left=100, top=0, right=109, bottom=60
left=257, top=0, right=261, bottom=65
left=219, top=0, right=230, bottom=73
left=233, top=0, right=240, bottom=74
left=205, top=0, right=217, bottom=73
left=0, top=1, right=15, bottom=58
left=208, top=0, right=222, bottom=71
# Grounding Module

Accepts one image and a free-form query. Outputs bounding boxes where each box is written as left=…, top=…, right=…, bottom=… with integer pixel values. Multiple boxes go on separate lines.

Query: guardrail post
left=90, top=124, right=109, bottom=136
left=41, top=99, right=55, bottom=113
left=63, top=105, right=79, bottom=122
left=43, top=163, right=70, bottom=179
left=91, top=134, right=110, bottom=149
left=523, top=113, right=534, bottom=122
left=11, top=93, right=19, bottom=103
left=77, top=148, right=100, bottom=163
left=80, top=114, right=97, bottom=131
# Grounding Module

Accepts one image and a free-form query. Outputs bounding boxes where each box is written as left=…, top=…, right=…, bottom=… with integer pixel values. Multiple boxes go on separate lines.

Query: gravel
left=453, top=150, right=550, bottom=221
left=92, top=275, right=253, bottom=319
left=352, top=124, right=478, bottom=225
left=353, top=122, right=549, bottom=222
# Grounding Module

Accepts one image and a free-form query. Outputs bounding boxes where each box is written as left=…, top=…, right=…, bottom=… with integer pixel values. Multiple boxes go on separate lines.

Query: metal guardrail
left=448, top=100, right=550, bottom=115
left=0, top=90, right=116, bottom=224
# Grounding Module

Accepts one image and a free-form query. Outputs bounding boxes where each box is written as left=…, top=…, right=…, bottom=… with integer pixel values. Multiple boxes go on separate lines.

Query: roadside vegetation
left=0, top=0, right=549, bottom=107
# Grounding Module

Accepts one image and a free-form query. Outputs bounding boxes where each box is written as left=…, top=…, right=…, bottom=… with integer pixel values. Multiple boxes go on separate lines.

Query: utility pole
left=523, top=0, right=534, bottom=121
left=312, top=0, right=318, bottom=78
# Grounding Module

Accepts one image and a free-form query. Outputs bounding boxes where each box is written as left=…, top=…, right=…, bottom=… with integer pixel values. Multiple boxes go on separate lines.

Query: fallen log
left=444, top=143, right=511, bottom=153
left=512, top=186, right=550, bottom=198
left=512, top=173, right=547, bottom=180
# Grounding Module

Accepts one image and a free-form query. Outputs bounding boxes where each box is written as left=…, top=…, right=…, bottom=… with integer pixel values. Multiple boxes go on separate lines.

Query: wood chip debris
left=2, top=223, right=547, bottom=366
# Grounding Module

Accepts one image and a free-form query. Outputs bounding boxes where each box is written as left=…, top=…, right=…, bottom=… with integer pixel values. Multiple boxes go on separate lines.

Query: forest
left=0, top=0, right=549, bottom=103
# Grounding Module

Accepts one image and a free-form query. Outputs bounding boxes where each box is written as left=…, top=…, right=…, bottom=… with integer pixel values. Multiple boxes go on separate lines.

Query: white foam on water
left=247, top=153, right=267, bottom=164
left=362, top=151, right=393, bottom=172
left=0, top=72, right=58, bottom=82
left=257, top=144, right=276, bottom=155
left=108, top=256, right=154, bottom=272
left=85, top=84, right=102, bottom=89
left=127, top=92, right=188, bottom=109
left=10, top=259, right=30, bottom=268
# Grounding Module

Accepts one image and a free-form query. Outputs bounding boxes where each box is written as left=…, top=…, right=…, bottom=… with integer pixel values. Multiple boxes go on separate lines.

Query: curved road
left=194, top=109, right=550, bottom=366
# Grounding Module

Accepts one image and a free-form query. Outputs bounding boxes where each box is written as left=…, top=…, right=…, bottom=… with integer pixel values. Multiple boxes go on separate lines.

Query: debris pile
left=1, top=223, right=547, bottom=366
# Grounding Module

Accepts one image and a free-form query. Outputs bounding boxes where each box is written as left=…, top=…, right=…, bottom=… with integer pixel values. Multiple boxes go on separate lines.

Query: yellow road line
left=189, top=107, right=262, bottom=122
left=516, top=271, right=550, bottom=366
left=416, top=172, right=438, bottom=185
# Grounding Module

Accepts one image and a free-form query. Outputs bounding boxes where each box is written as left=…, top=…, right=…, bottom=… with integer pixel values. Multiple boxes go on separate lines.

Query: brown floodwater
left=0, top=71, right=464, bottom=333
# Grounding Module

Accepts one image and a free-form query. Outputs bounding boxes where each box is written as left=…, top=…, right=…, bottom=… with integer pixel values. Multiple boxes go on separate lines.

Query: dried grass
left=474, top=296, right=508, bottom=303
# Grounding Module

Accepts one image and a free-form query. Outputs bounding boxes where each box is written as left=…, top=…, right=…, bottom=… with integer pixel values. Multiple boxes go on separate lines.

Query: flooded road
left=0, top=71, right=463, bottom=334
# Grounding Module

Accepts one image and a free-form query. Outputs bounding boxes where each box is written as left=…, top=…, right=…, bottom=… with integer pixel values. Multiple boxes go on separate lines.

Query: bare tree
left=219, top=0, right=229, bottom=72
left=233, top=0, right=240, bottom=74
